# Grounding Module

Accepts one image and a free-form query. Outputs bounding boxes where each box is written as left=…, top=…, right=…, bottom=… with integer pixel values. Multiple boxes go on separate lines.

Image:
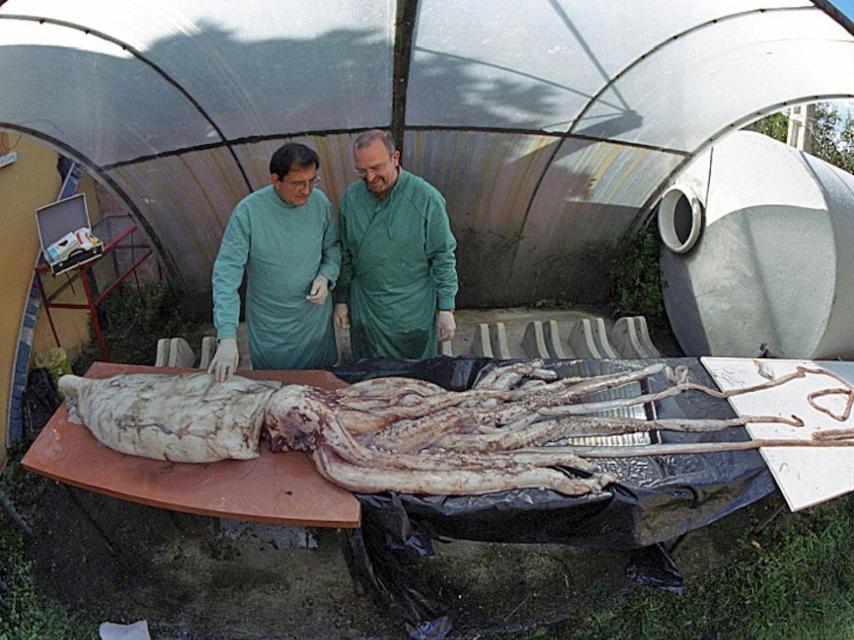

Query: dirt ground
left=6, top=453, right=775, bottom=640
left=4, top=310, right=759, bottom=639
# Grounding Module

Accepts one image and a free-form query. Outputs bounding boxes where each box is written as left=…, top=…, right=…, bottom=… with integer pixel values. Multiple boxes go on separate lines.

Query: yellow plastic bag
left=33, top=347, right=73, bottom=399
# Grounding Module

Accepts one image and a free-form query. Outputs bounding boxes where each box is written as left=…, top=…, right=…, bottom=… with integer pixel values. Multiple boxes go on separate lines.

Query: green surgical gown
left=335, top=170, right=458, bottom=360
left=212, top=186, right=341, bottom=370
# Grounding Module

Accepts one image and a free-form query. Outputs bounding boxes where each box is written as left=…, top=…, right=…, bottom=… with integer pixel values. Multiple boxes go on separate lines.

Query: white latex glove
left=306, top=275, right=329, bottom=305
left=437, top=310, right=456, bottom=342
left=208, top=337, right=239, bottom=382
left=334, top=303, right=350, bottom=329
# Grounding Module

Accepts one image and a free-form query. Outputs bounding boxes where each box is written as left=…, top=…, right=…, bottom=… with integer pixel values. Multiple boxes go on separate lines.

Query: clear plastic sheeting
left=400, top=131, right=684, bottom=306
left=110, top=147, right=247, bottom=284
left=403, top=131, right=557, bottom=220
left=580, top=10, right=854, bottom=151
left=406, top=0, right=814, bottom=131
left=504, top=139, right=683, bottom=305
left=529, top=138, right=685, bottom=208
left=1, top=0, right=395, bottom=140
left=0, top=20, right=214, bottom=165
left=403, top=130, right=556, bottom=305
left=1, top=1, right=852, bottom=303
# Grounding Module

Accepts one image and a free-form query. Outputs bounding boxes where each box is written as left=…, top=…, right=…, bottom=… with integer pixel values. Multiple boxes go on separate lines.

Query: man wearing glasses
left=209, top=143, right=341, bottom=380
left=334, top=129, right=458, bottom=360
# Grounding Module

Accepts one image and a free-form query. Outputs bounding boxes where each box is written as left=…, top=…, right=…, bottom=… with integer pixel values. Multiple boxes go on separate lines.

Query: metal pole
left=34, top=269, right=61, bottom=347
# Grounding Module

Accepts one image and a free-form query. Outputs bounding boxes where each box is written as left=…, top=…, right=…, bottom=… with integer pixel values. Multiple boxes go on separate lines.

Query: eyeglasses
left=285, top=177, right=320, bottom=189
left=355, top=159, right=393, bottom=178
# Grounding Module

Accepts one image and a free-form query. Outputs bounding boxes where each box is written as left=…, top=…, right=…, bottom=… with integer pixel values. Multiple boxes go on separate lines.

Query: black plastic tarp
left=332, top=357, right=776, bottom=638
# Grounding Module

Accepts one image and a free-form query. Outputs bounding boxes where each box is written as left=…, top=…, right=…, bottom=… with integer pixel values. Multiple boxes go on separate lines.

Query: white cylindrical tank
left=659, top=131, right=854, bottom=359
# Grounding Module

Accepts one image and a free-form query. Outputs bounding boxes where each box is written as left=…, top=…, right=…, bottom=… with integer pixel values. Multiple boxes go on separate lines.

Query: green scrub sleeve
left=426, top=197, right=458, bottom=311
left=316, top=205, right=341, bottom=287
left=333, top=206, right=352, bottom=304
left=211, top=205, right=249, bottom=340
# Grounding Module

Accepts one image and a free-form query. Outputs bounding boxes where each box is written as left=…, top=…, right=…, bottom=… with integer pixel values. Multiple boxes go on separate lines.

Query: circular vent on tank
left=658, top=187, right=703, bottom=254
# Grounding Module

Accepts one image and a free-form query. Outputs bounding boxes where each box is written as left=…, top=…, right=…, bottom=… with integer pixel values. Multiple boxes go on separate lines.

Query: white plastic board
left=701, top=357, right=854, bottom=511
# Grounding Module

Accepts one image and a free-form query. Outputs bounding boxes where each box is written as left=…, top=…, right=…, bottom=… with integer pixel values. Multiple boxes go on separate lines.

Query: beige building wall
left=0, top=133, right=101, bottom=469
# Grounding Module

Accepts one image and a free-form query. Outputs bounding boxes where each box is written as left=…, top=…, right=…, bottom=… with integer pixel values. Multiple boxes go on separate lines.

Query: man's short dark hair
left=269, top=143, right=319, bottom=178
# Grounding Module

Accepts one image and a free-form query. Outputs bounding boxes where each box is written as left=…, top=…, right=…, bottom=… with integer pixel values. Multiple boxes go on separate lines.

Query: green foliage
left=609, top=225, right=665, bottom=326
left=745, top=111, right=789, bottom=143
left=76, top=281, right=208, bottom=370
left=0, top=520, right=98, bottom=639
left=101, top=281, right=188, bottom=337
left=611, top=495, right=852, bottom=640
left=497, top=494, right=854, bottom=640
left=745, top=103, right=854, bottom=174
left=812, top=103, right=854, bottom=175
left=530, top=298, right=575, bottom=310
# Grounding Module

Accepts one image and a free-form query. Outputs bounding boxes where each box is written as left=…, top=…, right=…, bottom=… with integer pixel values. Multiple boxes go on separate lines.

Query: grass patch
left=497, top=493, right=854, bottom=640
left=609, top=224, right=666, bottom=327
left=1, top=281, right=210, bottom=638
left=75, top=281, right=210, bottom=370
left=10, top=279, right=853, bottom=639
left=0, top=496, right=100, bottom=640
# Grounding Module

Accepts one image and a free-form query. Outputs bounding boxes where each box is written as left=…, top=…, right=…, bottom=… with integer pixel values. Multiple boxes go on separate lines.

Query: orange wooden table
left=22, top=362, right=361, bottom=528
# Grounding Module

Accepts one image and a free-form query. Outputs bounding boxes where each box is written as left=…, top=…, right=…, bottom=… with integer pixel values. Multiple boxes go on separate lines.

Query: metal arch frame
left=3, top=3, right=851, bottom=266
left=0, top=122, right=182, bottom=285
left=102, top=128, right=377, bottom=170
left=391, top=0, right=419, bottom=151
left=632, top=91, right=854, bottom=231
left=101, top=125, right=688, bottom=171
left=0, top=13, right=253, bottom=193
left=8, top=4, right=839, bottom=175
left=811, top=0, right=854, bottom=35
left=511, top=4, right=826, bottom=265
left=564, top=6, right=821, bottom=141
left=403, top=125, right=689, bottom=155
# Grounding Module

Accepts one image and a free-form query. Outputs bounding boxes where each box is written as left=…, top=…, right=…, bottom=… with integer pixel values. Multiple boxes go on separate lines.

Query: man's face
left=271, top=165, right=318, bottom=207
left=354, top=139, right=400, bottom=199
